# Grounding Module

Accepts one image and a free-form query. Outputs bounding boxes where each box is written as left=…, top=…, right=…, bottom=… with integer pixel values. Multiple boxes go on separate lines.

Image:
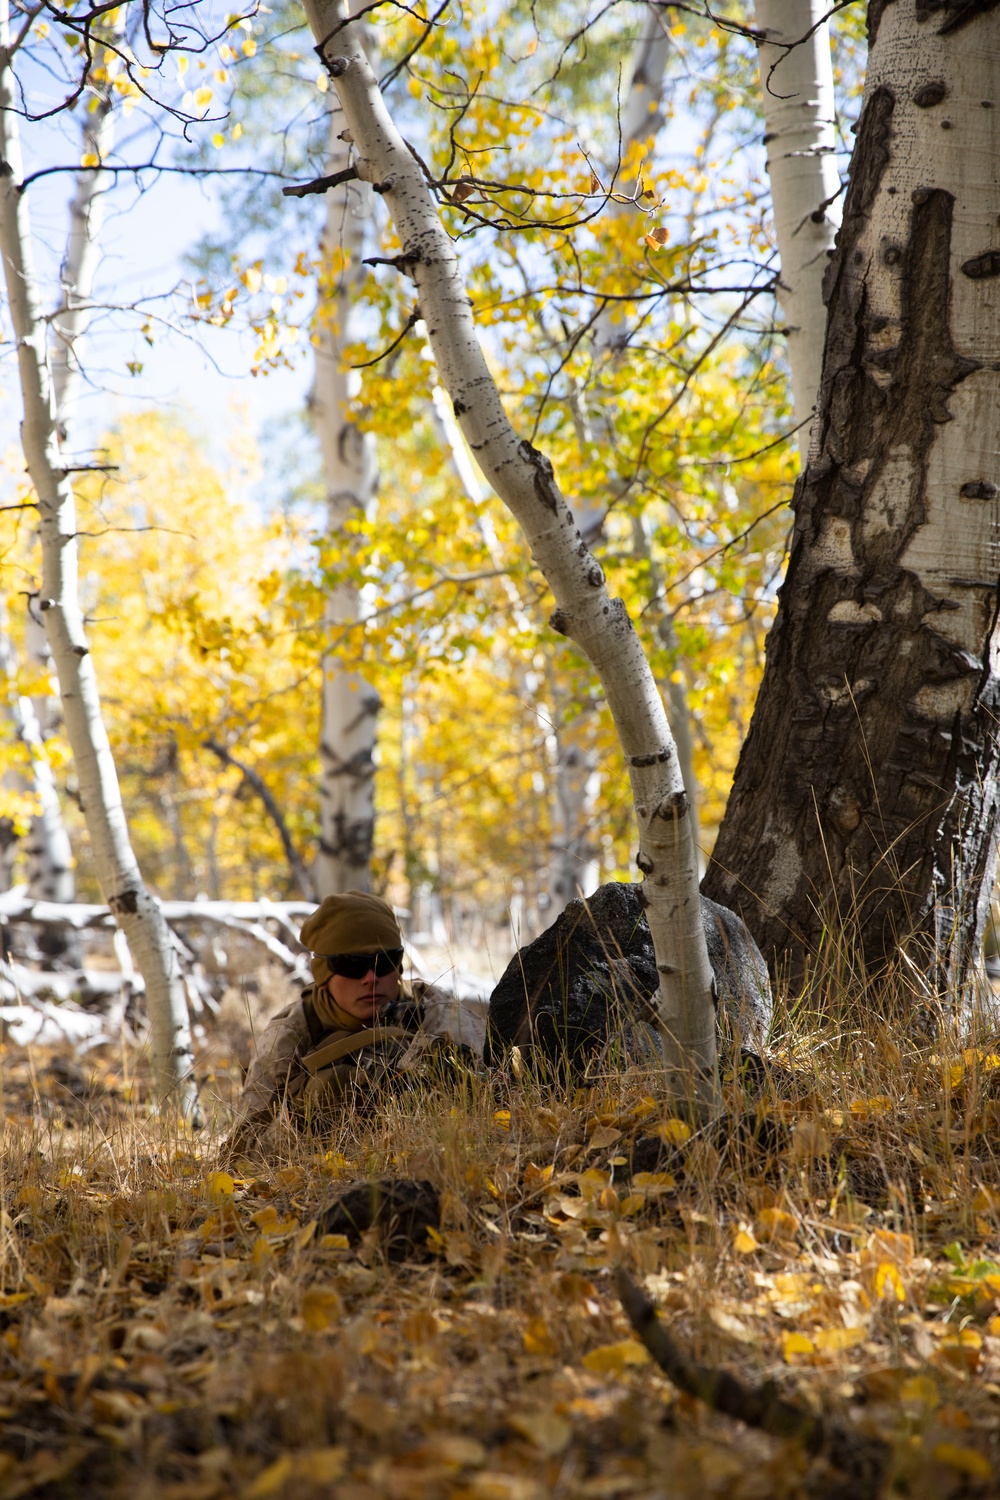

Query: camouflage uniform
left=228, top=978, right=476, bottom=1151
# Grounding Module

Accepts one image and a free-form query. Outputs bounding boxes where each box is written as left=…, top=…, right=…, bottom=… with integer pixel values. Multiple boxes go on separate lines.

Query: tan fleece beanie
left=300, top=891, right=402, bottom=985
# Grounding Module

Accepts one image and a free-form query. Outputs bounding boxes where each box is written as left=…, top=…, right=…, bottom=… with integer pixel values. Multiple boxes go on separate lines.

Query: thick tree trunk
left=313, top=82, right=380, bottom=898
left=704, top=1, right=1000, bottom=997
left=0, top=15, right=198, bottom=1114
left=301, top=0, right=718, bottom=1105
left=755, top=0, right=842, bottom=459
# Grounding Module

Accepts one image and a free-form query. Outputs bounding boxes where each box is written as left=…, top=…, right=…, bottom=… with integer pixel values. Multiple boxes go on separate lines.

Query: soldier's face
left=327, top=967, right=401, bottom=1022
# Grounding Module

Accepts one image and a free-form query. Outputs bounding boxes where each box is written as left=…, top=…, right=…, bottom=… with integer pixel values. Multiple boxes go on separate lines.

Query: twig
left=616, top=1269, right=889, bottom=1494
left=204, top=739, right=316, bottom=901
left=282, top=166, right=359, bottom=199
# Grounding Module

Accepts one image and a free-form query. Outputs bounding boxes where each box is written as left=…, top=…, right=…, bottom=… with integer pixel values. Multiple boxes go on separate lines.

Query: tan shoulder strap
left=299, top=1024, right=411, bottom=1076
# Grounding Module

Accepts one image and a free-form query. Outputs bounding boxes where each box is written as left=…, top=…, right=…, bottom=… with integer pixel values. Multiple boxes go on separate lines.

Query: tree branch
left=204, top=738, right=316, bottom=901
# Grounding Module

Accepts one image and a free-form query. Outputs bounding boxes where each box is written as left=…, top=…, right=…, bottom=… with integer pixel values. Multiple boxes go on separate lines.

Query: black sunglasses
left=321, top=948, right=405, bottom=980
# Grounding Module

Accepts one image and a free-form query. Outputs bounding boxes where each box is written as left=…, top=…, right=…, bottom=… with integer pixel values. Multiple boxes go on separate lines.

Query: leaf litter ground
left=1, top=977, right=1000, bottom=1498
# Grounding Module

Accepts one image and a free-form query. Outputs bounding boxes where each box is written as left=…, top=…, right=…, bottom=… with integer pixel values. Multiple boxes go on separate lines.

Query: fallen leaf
left=755, top=1207, right=800, bottom=1243
left=300, top=1286, right=344, bottom=1332
left=582, top=1338, right=650, bottom=1374
left=933, top=1443, right=991, bottom=1481
left=782, top=1331, right=815, bottom=1361
left=508, top=1409, right=572, bottom=1455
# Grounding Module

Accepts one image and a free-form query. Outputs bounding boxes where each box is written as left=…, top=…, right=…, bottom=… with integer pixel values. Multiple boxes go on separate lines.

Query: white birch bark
left=313, top=91, right=381, bottom=897
left=755, top=0, right=842, bottom=458
left=21, top=91, right=115, bottom=904
left=0, top=12, right=198, bottom=1116
left=301, top=0, right=718, bottom=1105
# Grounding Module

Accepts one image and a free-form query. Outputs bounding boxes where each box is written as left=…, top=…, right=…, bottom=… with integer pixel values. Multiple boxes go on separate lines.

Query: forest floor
left=0, top=966, right=999, bottom=1499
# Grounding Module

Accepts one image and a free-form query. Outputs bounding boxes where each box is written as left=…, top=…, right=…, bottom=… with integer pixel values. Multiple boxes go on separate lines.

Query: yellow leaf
left=630, top=1172, right=676, bottom=1193
left=587, top=1124, right=622, bottom=1150
left=493, top=1109, right=511, bottom=1130
left=241, top=37, right=256, bottom=55
left=582, top=1339, right=650, bottom=1374
left=814, top=1326, right=867, bottom=1354
left=231, top=122, right=243, bottom=141
left=205, top=1171, right=235, bottom=1203
left=245, top=1448, right=347, bottom=1496
left=732, top=1228, right=759, bottom=1255
left=973, top=1186, right=1000, bottom=1214
left=211, top=132, right=225, bottom=149
left=81, top=152, right=100, bottom=168
left=874, top=1263, right=906, bottom=1302
left=935, top=1328, right=983, bottom=1373
left=933, top=1444, right=991, bottom=1481
left=508, top=1410, right=572, bottom=1456
left=401, top=1309, right=439, bottom=1344
left=522, top=1317, right=557, bottom=1357
left=523, top=1162, right=553, bottom=1192
left=301, top=1286, right=344, bottom=1332
left=654, top=1118, right=691, bottom=1145
left=320, top=1233, right=351, bottom=1250
left=754, top=1207, right=800, bottom=1243
left=900, top=1374, right=939, bottom=1407
left=782, top=1331, right=815, bottom=1361
left=988, top=1314, right=1000, bottom=1336
left=848, top=1096, right=892, bottom=1118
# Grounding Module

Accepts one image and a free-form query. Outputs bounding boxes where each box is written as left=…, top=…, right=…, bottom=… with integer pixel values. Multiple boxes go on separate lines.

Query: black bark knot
left=913, top=80, right=947, bottom=108
left=654, top=789, right=688, bottom=821
left=549, top=608, right=569, bottom=635
left=109, top=889, right=140, bottom=916
left=961, top=250, right=1000, bottom=280
left=960, top=481, right=999, bottom=500
left=517, top=438, right=559, bottom=513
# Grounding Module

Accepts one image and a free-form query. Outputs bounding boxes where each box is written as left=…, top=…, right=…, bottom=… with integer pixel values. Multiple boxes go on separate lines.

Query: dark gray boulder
left=485, top=882, right=771, bottom=1068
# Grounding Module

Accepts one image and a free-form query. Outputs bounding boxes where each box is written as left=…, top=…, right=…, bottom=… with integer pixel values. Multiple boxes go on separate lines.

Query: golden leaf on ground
left=654, top=1118, right=691, bottom=1145
left=300, top=1286, right=344, bottom=1331
left=873, top=1263, right=906, bottom=1302
left=848, top=1096, right=892, bottom=1118
left=732, top=1227, right=759, bottom=1255
left=813, top=1326, right=866, bottom=1354
left=934, top=1329, right=983, bottom=1373
left=933, top=1444, right=992, bottom=1481
left=973, top=1186, right=1000, bottom=1214
left=413, top=1434, right=486, bottom=1468
left=508, top=1408, right=572, bottom=1455
left=630, top=1172, right=676, bottom=1194
left=900, top=1374, right=939, bottom=1407
left=587, top=1125, right=622, bottom=1151
left=582, top=1339, right=651, bottom=1374
left=205, top=1171, right=235, bottom=1203
left=988, top=1313, right=1000, bottom=1336
left=522, top=1317, right=557, bottom=1357
left=522, top=1162, right=553, bottom=1192
left=782, top=1331, right=815, bottom=1361
left=789, top=1118, right=830, bottom=1161
left=244, top=1447, right=346, bottom=1496
left=755, top=1208, right=800, bottom=1243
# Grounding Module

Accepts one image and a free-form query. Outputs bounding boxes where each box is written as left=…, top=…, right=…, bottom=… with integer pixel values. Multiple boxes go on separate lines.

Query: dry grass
left=1, top=962, right=1000, bottom=1500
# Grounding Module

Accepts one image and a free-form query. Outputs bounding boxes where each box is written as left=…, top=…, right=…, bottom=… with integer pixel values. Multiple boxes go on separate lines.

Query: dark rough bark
left=703, top=66, right=1000, bottom=993
left=485, top=882, right=772, bottom=1067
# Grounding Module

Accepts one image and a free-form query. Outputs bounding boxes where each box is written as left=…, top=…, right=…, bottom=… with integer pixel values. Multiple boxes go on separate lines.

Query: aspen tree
left=754, top=0, right=842, bottom=457
left=0, top=1, right=198, bottom=1115
left=313, top=36, right=380, bottom=898
left=300, top=0, right=719, bottom=1106
left=705, top=1, right=1000, bottom=994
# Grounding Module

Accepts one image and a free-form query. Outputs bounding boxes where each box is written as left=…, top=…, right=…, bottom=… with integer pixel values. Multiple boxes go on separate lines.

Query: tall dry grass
left=0, top=944, right=998, bottom=1498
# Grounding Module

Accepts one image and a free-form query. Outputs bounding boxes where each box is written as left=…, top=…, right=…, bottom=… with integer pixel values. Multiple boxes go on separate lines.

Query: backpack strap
left=299, top=1024, right=412, bottom=1077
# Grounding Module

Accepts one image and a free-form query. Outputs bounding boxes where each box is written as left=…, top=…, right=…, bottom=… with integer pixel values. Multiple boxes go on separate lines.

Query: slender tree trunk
left=704, top=1, right=1000, bottom=997
left=755, top=0, right=842, bottom=459
left=545, top=1, right=672, bottom=914
left=313, top=68, right=380, bottom=898
left=0, top=13, right=198, bottom=1115
left=21, top=89, right=116, bottom=905
left=302, top=0, right=718, bottom=1106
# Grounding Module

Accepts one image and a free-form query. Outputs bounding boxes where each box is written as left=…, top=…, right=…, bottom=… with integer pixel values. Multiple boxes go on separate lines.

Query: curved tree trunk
left=301, top=0, right=718, bottom=1107
left=755, top=0, right=843, bottom=460
left=313, top=72, right=381, bottom=898
left=0, top=13, right=198, bottom=1115
left=704, top=1, right=1000, bottom=997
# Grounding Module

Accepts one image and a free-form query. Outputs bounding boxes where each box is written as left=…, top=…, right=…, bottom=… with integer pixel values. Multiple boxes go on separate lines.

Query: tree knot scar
left=654, top=790, right=689, bottom=821
left=960, top=481, right=999, bottom=500
left=0, top=159, right=12, bottom=180
left=913, top=80, right=947, bottom=108
left=710, top=976, right=720, bottom=1010
left=109, top=889, right=140, bottom=916
left=587, top=563, right=605, bottom=587
left=316, top=50, right=350, bottom=77
left=452, top=398, right=468, bottom=418
left=657, top=963, right=678, bottom=977
left=636, top=852, right=654, bottom=874
left=517, top=439, right=560, bottom=513
left=548, top=608, right=569, bottom=636
left=961, top=250, right=1000, bottom=280
left=72, top=645, right=89, bottom=657
left=372, top=176, right=396, bottom=196
left=629, top=750, right=670, bottom=768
